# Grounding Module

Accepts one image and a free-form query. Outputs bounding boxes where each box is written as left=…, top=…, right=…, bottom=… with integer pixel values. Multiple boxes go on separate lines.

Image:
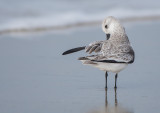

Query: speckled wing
left=85, top=41, right=103, bottom=54
left=94, top=42, right=135, bottom=63
left=116, top=44, right=135, bottom=63
left=79, top=41, right=134, bottom=64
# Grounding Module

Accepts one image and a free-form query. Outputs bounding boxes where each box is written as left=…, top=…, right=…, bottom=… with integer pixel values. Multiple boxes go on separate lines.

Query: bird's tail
left=62, top=46, right=86, bottom=55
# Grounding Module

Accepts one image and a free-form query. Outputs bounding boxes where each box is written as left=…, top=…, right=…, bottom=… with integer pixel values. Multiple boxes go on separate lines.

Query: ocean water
left=0, top=0, right=160, bottom=33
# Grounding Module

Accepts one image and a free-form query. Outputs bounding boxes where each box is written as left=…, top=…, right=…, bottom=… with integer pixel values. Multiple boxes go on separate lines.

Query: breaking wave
left=0, top=8, right=160, bottom=34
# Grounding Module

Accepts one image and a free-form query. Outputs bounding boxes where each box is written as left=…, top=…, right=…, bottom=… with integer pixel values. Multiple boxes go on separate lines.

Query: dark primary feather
left=91, top=60, right=127, bottom=63
left=91, top=59, right=134, bottom=64
left=78, top=57, right=89, bottom=60
left=62, top=46, right=85, bottom=55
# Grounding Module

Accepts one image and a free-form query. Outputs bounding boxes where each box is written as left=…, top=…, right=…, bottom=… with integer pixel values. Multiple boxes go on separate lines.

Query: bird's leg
left=114, top=73, right=118, bottom=88
left=105, top=71, right=108, bottom=89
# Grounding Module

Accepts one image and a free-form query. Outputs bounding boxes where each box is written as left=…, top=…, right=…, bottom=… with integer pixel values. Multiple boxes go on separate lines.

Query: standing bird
left=62, top=16, right=135, bottom=88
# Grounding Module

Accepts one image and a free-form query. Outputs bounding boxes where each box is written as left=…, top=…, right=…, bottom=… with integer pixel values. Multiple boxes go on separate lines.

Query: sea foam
left=0, top=8, right=160, bottom=34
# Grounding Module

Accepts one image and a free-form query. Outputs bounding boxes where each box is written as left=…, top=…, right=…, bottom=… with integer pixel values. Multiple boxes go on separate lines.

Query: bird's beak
left=106, top=34, right=110, bottom=40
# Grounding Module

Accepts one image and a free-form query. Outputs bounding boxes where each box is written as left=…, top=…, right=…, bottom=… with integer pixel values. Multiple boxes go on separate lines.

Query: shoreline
left=0, top=15, right=160, bottom=35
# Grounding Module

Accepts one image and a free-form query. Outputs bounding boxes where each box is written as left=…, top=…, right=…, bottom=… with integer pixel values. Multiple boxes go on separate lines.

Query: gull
left=62, top=16, right=135, bottom=88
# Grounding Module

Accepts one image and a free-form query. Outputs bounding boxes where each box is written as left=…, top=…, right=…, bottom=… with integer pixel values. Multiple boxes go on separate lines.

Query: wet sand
left=0, top=21, right=160, bottom=113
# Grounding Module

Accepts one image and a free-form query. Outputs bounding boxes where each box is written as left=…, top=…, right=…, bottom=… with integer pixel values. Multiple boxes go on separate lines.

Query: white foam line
left=0, top=14, right=160, bottom=34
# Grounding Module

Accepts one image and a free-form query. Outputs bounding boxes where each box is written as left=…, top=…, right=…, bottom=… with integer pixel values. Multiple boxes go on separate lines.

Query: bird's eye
left=105, top=25, right=108, bottom=29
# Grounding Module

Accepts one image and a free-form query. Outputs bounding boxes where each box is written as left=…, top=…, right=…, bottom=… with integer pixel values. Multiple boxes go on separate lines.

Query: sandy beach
left=0, top=20, right=160, bottom=113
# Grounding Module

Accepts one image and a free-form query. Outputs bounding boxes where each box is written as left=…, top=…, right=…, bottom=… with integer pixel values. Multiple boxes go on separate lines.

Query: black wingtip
left=62, top=51, right=69, bottom=55
left=62, top=50, right=73, bottom=55
left=62, top=46, right=85, bottom=55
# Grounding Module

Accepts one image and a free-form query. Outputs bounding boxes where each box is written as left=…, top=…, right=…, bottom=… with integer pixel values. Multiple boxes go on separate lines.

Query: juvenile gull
left=62, top=16, right=135, bottom=88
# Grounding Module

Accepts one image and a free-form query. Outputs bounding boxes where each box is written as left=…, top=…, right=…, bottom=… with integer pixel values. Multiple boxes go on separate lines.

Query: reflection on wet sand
left=89, top=89, right=133, bottom=113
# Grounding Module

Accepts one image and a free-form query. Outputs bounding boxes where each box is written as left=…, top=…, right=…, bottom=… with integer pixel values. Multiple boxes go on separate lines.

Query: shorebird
left=62, top=16, right=135, bottom=88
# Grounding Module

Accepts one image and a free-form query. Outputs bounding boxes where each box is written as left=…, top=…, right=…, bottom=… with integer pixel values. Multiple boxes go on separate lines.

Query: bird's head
left=102, top=16, right=125, bottom=40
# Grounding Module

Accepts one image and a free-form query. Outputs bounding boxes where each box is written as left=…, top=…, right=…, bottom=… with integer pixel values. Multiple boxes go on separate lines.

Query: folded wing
left=79, top=43, right=134, bottom=64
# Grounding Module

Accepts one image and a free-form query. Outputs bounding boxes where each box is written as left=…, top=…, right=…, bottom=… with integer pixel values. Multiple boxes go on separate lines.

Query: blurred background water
left=0, top=0, right=160, bottom=33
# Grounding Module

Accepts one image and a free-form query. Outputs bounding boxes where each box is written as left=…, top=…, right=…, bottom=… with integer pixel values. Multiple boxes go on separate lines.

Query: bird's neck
left=110, top=33, right=130, bottom=45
